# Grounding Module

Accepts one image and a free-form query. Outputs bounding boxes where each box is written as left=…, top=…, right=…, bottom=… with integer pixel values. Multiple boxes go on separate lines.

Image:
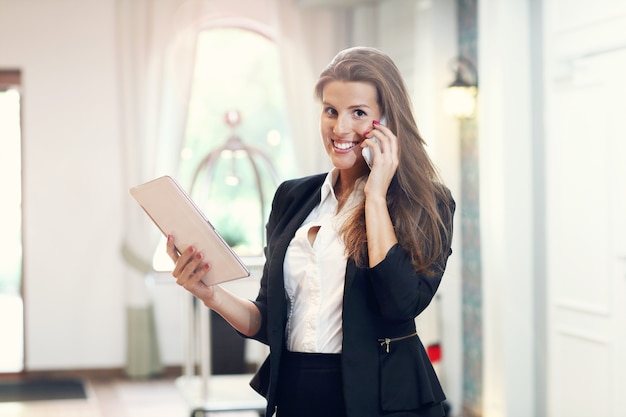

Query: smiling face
left=320, top=81, right=382, bottom=175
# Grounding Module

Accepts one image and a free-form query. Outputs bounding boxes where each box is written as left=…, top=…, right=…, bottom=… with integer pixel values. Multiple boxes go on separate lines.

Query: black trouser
left=276, top=351, right=346, bottom=417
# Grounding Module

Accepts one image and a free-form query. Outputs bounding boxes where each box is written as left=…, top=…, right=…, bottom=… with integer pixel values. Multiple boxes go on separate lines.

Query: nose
left=332, top=114, right=352, bottom=136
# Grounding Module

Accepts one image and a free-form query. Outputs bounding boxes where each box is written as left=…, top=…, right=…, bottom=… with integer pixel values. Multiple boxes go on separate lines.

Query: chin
left=333, top=158, right=366, bottom=173
left=331, top=156, right=354, bottom=169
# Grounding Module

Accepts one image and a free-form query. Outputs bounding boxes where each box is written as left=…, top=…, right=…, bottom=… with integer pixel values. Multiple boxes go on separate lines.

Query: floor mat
left=0, top=378, right=87, bottom=402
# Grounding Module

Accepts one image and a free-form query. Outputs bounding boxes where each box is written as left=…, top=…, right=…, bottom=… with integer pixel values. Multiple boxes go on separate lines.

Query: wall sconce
left=444, top=56, right=478, bottom=119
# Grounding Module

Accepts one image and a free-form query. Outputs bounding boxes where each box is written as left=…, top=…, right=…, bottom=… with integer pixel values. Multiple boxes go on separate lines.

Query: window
left=153, top=27, right=295, bottom=270
left=0, top=71, right=24, bottom=372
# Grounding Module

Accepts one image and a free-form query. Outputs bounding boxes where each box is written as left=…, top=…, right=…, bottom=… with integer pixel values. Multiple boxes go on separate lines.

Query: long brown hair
left=315, top=47, right=454, bottom=275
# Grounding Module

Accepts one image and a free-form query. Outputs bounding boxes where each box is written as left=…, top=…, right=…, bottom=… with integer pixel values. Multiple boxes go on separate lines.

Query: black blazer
left=246, top=173, right=455, bottom=417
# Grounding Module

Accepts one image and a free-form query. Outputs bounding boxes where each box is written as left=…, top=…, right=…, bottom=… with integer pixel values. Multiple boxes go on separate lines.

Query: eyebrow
left=322, top=101, right=372, bottom=110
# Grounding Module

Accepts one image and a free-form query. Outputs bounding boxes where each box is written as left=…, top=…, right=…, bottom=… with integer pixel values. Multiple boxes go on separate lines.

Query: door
left=546, top=48, right=626, bottom=416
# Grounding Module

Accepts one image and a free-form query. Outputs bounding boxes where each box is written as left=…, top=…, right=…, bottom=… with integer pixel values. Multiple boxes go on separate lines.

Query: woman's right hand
left=166, top=235, right=262, bottom=337
left=166, top=235, right=217, bottom=305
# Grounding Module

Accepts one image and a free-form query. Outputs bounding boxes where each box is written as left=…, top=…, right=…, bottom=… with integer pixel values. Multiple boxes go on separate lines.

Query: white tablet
left=130, top=175, right=250, bottom=285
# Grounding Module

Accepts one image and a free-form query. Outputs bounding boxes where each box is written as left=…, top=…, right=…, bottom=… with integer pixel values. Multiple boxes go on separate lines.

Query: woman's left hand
left=362, top=119, right=400, bottom=266
left=362, top=120, right=399, bottom=197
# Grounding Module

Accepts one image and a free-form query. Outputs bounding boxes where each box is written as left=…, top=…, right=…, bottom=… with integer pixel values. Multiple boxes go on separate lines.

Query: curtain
left=117, top=0, right=198, bottom=378
left=273, top=0, right=347, bottom=176
left=116, top=0, right=349, bottom=378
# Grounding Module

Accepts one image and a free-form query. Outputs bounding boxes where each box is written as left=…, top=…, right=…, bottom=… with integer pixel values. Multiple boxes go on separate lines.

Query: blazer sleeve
left=367, top=188, right=456, bottom=321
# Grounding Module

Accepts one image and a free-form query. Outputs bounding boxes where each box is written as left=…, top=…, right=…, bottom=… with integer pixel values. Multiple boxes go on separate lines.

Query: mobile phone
left=362, top=116, right=387, bottom=169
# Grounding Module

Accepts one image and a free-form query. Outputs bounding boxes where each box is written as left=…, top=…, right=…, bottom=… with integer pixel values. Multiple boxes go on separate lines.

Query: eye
left=324, top=107, right=338, bottom=117
left=353, top=109, right=367, bottom=118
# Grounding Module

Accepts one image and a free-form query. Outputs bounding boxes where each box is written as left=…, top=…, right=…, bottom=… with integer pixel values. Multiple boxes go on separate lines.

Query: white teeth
left=334, top=141, right=357, bottom=150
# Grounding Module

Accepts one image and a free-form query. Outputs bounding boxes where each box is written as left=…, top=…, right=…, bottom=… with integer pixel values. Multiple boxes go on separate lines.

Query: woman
left=167, top=46, right=455, bottom=417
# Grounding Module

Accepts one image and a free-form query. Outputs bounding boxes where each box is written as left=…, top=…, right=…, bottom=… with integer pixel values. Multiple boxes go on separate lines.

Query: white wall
left=479, top=0, right=538, bottom=416
left=409, top=2, right=462, bottom=411
left=0, top=0, right=125, bottom=369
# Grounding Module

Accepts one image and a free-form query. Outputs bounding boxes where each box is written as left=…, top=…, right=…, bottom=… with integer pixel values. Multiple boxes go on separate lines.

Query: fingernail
left=167, top=235, right=172, bottom=241
left=188, top=246, right=194, bottom=253
left=363, top=130, right=370, bottom=136
left=373, top=120, right=380, bottom=126
left=195, top=253, right=202, bottom=260
left=204, top=264, right=210, bottom=270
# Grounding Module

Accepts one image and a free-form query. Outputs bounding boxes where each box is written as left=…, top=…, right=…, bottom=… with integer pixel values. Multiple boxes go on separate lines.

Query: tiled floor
left=0, top=376, right=262, bottom=417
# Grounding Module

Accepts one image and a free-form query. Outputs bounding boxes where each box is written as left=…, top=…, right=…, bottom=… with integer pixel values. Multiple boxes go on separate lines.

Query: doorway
left=0, top=71, right=24, bottom=373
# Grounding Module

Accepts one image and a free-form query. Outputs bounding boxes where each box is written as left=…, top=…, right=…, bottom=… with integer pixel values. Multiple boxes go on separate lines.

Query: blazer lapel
left=266, top=187, right=322, bottom=335
left=343, top=258, right=358, bottom=300
left=272, top=189, right=321, bottom=262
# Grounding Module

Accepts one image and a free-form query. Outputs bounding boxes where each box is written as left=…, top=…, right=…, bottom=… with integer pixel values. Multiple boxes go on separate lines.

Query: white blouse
left=283, top=169, right=365, bottom=353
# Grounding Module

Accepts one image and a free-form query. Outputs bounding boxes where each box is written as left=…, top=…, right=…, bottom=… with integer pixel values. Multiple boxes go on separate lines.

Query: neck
left=334, top=169, right=363, bottom=207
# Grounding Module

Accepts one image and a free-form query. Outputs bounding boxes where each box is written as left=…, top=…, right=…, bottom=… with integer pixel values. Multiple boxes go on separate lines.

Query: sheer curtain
left=273, top=0, right=347, bottom=176
left=116, top=0, right=347, bottom=377
left=116, top=0, right=198, bottom=378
